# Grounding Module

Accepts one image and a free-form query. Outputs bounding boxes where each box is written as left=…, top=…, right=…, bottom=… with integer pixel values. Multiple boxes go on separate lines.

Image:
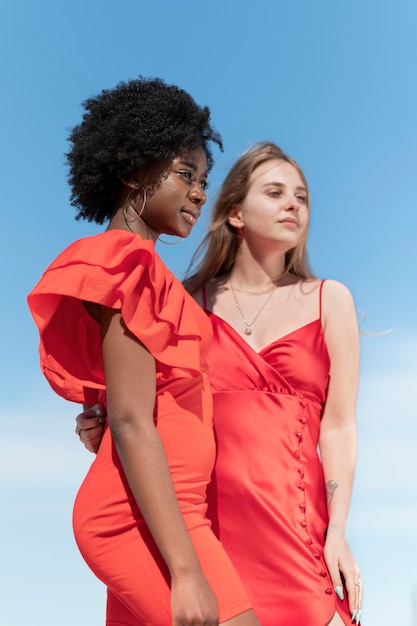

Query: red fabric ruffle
left=28, top=230, right=208, bottom=403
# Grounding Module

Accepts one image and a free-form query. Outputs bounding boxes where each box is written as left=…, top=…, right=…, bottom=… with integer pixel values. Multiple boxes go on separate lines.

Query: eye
left=178, top=170, right=193, bottom=183
left=200, top=180, right=209, bottom=190
left=296, top=194, right=307, bottom=204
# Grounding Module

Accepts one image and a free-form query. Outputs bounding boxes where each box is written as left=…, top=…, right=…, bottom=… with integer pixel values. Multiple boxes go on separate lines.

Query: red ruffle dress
left=28, top=230, right=251, bottom=626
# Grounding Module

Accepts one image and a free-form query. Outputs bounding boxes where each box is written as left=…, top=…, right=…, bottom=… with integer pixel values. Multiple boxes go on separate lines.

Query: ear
left=121, top=177, right=141, bottom=190
left=227, top=204, right=244, bottom=229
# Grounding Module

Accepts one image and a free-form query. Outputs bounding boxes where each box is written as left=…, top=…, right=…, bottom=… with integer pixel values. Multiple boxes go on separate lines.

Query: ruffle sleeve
left=27, top=230, right=210, bottom=404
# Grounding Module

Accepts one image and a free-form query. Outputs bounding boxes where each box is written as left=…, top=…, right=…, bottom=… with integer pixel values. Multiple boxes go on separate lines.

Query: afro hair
left=66, top=76, right=223, bottom=224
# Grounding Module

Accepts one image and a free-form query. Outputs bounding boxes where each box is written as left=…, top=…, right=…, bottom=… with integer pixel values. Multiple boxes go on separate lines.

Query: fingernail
left=351, top=609, right=357, bottom=623
left=98, top=415, right=105, bottom=424
left=335, top=585, right=344, bottom=601
left=96, top=409, right=102, bottom=416
left=356, top=609, right=362, bottom=624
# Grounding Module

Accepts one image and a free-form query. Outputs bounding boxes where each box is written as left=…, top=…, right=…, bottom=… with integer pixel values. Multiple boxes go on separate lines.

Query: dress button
left=313, top=552, right=320, bottom=559
left=294, top=451, right=301, bottom=459
left=299, top=503, right=305, bottom=511
left=295, top=431, right=303, bottom=440
left=325, top=588, right=333, bottom=595
left=306, top=538, right=313, bottom=545
left=319, top=570, right=327, bottom=577
left=300, top=520, right=307, bottom=527
left=297, top=482, right=305, bottom=491
left=299, top=417, right=307, bottom=424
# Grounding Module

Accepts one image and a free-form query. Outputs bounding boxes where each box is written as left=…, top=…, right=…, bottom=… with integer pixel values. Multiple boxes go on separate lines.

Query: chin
left=173, top=225, right=193, bottom=239
left=162, top=227, right=189, bottom=240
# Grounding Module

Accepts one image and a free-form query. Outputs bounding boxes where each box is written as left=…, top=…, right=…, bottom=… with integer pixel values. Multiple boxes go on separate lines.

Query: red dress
left=28, top=230, right=251, bottom=626
left=205, top=282, right=353, bottom=626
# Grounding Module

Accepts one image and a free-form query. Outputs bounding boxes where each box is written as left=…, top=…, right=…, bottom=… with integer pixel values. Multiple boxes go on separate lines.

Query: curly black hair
left=66, top=77, right=223, bottom=224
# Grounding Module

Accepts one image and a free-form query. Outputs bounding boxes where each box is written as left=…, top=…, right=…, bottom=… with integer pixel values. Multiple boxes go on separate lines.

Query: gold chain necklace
left=230, top=278, right=277, bottom=336
left=232, top=284, right=278, bottom=296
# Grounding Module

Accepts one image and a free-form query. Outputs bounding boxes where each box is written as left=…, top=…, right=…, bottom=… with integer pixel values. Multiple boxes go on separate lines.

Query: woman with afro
left=28, top=77, right=261, bottom=626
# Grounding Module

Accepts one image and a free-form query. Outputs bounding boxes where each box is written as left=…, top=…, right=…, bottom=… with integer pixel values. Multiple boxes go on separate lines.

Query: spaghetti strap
left=202, top=283, right=208, bottom=310
left=319, top=279, right=326, bottom=321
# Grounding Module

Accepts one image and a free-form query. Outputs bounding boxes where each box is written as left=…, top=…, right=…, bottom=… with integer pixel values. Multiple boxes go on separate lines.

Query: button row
left=292, top=394, right=333, bottom=596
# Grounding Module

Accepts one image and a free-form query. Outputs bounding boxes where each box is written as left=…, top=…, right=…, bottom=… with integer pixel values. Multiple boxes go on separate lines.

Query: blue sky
left=1, top=0, right=416, bottom=624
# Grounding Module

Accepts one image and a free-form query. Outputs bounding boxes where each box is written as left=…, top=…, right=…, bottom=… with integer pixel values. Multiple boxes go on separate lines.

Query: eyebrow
left=176, top=159, right=207, bottom=177
left=178, top=159, right=197, bottom=170
left=262, top=182, right=307, bottom=192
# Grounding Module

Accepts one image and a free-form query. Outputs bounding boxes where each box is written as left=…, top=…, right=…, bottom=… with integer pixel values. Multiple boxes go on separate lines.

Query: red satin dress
left=27, top=230, right=251, bottom=626
left=204, top=282, right=354, bottom=626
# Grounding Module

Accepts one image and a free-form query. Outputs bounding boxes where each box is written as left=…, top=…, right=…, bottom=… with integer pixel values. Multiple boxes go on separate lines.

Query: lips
left=279, top=218, right=299, bottom=227
left=181, top=209, right=200, bottom=226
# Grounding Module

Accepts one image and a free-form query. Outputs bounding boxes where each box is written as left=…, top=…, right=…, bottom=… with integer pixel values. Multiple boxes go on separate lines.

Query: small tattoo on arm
left=326, top=480, right=338, bottom=506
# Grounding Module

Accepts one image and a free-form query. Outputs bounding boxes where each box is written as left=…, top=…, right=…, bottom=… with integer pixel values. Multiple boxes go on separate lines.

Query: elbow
left=319, top=420, right=358, bottom=450
left=107, top=407, right=152, bottom=444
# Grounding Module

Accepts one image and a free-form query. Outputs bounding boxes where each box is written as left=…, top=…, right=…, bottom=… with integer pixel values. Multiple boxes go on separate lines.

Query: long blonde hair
left=184, top=141, right=315, bottom=294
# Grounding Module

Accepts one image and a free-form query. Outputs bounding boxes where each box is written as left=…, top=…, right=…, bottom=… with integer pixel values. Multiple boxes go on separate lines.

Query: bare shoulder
left=192, top=286, right=204, bottom=308
left=321, top=280, right=358, bottom=330
left=322, top=279, right=355, bottom=310
left=320, top=280, right=360, bottom=385
left=192, top=277, right=229, bottom=311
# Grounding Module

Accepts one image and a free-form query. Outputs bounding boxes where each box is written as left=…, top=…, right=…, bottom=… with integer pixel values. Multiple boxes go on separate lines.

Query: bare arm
left=319, top=280, right=362, bottom=621
left=76, top=286, right=204, bottom=454
left=99, top=306, right=218, bottom=625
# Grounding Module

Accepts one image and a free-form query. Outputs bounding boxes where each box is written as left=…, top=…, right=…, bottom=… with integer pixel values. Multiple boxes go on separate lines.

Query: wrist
left=325, top=523, right=346, bottom=538
left=166, top=543, right=202, bottom=581
left=170, top=561, right=202, bottom=582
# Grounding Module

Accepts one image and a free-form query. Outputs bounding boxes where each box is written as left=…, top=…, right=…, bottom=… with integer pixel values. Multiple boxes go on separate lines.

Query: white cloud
left=1, top=389, right=94, bottom=487
left=0, top=436, right=93, bottom=487
left=349, top=498, right=417, bottom=534
left=345, top=332, right=417, bottom=541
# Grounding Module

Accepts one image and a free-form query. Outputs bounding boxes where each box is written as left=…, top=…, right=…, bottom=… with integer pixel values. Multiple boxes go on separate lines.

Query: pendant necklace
left=230, top=278, right=277, bottom=336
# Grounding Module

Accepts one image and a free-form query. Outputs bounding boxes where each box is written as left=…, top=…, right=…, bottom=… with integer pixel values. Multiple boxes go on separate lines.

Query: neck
left=230, top=244, right=287, bottom=291
left=107, top=205, right=158, bottom=242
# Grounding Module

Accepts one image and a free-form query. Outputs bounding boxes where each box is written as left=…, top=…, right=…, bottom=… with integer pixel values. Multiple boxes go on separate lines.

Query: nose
left=285, top=194, right=301, bottom=212
left=189, top=182, right=206, bottom=206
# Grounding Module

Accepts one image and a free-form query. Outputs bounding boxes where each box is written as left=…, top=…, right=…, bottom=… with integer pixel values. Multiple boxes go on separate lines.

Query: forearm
left=319, top=420, right=357, bottom=535
left=110, top=417, right=202, bottom=579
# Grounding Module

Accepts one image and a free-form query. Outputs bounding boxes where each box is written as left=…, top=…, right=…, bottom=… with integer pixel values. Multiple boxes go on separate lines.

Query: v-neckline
left=206, top=311, right=322, bottom=356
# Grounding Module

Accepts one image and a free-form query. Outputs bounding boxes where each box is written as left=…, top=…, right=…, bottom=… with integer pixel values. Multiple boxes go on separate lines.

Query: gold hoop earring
left=123, top=189, right=147, bottom=233
left=136, top=189, right=147, bottom=219
left=123, top=191, right=136, bottom=232
left=157, top=235, right=184, bottom=246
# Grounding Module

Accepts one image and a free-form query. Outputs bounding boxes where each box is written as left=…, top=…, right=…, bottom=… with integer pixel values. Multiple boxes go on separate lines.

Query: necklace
left=230, top=278, right=277, bottom=336
left=232, top=284, right=278, bottom=296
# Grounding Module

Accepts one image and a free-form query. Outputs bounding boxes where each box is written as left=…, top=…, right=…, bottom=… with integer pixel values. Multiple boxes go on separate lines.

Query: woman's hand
left=75, top=403, right=106, bottom=453
left=170, top=570, right=219, bottom=626
left=324, top=530, right=362, bottom=624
